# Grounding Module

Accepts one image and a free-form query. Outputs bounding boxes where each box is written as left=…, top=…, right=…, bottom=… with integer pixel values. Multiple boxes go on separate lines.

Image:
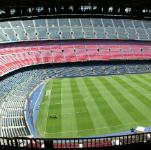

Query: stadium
left=1, top=0, right=151, bottom=149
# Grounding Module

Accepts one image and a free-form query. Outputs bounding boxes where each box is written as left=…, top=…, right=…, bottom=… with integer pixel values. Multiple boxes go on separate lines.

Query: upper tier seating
left=0, top=18, right=151, bottom=43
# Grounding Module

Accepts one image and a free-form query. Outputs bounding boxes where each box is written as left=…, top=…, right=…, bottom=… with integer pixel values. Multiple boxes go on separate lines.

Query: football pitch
left=36, top=73, right=151, bottom=138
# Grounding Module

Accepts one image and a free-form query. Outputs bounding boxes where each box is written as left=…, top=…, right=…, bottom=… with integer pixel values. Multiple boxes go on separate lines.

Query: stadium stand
left=1, top=40, right=151, bottom=76
left=1, top=0, right=151, bottom=148
left=0, top=20, right=151, bottom=148
left=0, top=18, right=151, bottom=43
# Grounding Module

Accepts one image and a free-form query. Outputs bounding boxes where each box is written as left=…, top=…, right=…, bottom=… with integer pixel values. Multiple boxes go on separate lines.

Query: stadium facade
left=1, top=0, right=151, bottom=149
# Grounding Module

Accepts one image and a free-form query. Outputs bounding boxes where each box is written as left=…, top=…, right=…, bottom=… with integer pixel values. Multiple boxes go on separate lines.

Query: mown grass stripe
left=76, top=78, right=111, bottom=135
left=121, top=76, right=151, bottom=110
left=114, top=76, right=151, bottom=120
left=84, top=78, right=123, bottom=129
left=94, top=77, right=131, bottom=126
left=127, top=75, right=151, bottom=99
left=129, top=75, right=151, bottom=94
left=132, top=76, right=151, bottom=92
left=102, top=77, right=137, bottom=124
left=70, top=78, right=95, bottom=137
left=141, top=74, right=151, bottom=80
left=61, top=78, right=78, bottom=137
left=139, top=74, right=151, bottom=83
left=45, top=79, right=62, bottom=137
left=106, top=77, right=148, bottom=123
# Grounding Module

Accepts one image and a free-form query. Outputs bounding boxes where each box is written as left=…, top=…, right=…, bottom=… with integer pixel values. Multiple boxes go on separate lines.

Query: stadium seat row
left=0, top=40, right=151, bottom=76
left=0, top=18, right=151, bottom=43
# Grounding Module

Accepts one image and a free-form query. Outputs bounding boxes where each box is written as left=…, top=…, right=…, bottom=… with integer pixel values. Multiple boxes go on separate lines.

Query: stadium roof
left=0, top=0, right=151, bottom=7
left=0, top=0, right=150, bottom=22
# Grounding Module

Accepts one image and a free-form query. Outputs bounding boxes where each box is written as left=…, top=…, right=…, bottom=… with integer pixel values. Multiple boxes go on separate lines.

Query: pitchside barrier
left=0, top=132, right=151, bottom=149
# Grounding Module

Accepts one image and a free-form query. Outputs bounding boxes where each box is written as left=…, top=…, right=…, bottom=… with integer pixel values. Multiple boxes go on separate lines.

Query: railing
left=0, top=132, right=151, bottom=149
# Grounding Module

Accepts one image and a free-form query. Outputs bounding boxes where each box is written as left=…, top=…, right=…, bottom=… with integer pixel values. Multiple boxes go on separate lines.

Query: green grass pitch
left=36, top=73, right=151, bottom=138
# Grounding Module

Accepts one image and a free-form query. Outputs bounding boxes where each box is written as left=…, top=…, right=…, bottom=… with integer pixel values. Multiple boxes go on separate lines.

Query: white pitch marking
left=43, top=80, right=53, bottom=136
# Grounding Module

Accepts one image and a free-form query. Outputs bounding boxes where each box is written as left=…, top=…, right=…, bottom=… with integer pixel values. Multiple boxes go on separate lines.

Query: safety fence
left=0, top=132, right=151, bottom=149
